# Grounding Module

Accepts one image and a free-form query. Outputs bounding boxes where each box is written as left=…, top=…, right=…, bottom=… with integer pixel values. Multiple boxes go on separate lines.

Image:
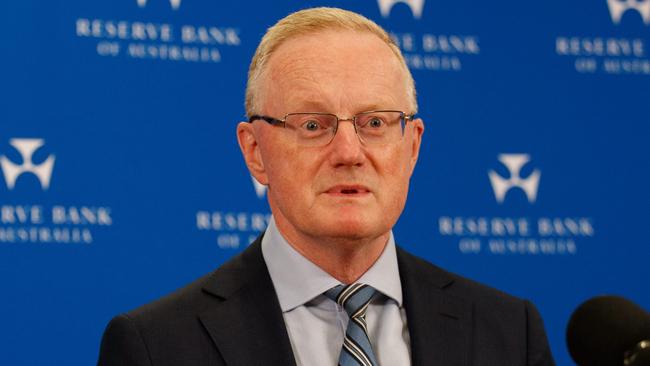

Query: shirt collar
left=261, top=217, right=403, bottom=312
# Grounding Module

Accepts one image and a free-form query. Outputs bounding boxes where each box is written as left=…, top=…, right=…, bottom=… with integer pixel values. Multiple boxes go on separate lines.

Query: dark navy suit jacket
left=98, top=236, right=555, bottom=365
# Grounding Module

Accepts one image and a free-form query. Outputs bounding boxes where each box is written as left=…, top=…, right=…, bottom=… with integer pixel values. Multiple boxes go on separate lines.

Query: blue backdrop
left=1, top=0, right=648, bottom=364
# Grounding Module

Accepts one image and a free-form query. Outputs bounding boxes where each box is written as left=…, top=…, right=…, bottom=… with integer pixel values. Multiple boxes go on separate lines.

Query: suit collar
left=261, top=218, right=340, bottom=312
left=199, top=236, right=297, bottom=366
left=397, top=247, right=472, bottom=366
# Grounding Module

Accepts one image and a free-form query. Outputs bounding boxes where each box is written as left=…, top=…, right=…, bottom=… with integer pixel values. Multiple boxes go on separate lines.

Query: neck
left=273, top=219, right=389, bottom=284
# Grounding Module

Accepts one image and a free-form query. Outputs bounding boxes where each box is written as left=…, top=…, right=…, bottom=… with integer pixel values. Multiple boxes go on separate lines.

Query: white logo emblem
left=378, top=0, right=425, bottom=18
left=251, top=176, right=267, bottom=199
left=488, top=154, right=541, bottom=204
left=0, top=138, right=56, bottom=190
left=607, top=0, right=650, bottom=24
left=137, top=0, right=181, bottom=10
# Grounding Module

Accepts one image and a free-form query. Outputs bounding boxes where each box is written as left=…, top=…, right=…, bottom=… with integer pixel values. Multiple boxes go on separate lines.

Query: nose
left=328, top=119, right=365, bottom=167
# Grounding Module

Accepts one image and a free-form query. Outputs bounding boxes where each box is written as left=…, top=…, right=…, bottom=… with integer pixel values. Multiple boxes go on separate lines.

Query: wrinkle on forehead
left=260, top=30, right=409, bottom=115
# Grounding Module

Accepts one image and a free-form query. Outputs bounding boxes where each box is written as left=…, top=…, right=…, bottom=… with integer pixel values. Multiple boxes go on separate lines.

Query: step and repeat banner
left=1, top=0, right=648, bottom=364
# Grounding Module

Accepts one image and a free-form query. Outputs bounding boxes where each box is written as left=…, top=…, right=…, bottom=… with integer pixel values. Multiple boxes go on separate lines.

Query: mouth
left=325, top=185, right=371, bottom=196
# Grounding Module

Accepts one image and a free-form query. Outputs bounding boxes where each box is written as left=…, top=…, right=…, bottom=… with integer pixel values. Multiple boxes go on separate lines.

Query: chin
left=317, top=217, right=385, bottom=241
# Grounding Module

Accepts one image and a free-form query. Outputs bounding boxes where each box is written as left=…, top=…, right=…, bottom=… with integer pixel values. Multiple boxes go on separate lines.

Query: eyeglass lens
left=283, top=111, right=405, bottom=147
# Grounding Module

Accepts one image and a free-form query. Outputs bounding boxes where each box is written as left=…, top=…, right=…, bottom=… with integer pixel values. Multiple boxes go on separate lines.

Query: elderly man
left=98, top=7, right=555, bottom=366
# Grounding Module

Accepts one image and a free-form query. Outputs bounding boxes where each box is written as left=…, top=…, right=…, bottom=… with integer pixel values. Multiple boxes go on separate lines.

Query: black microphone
left=566, top=295, right=650, bottom=366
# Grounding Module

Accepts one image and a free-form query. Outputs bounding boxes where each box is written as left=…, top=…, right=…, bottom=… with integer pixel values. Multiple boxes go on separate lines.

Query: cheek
left=378, top=145, right=412, bottom=177
left=264, top=146, right=320, bottom=195
left=376, top=146, right=413, bottom=203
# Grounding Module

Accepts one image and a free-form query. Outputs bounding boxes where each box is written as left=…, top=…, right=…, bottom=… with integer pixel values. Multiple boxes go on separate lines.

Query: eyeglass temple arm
left=248, top=115, right=285, bottom=126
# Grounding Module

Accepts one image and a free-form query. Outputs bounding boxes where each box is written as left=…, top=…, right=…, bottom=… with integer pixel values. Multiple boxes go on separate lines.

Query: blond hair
left=245, top=7, right=417, bottom=117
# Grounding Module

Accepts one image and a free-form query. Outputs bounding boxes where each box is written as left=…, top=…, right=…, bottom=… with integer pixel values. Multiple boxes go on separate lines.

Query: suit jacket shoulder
left=397, top=246, right=555, bottom=366
left=97, top=238, right=296, bottom=366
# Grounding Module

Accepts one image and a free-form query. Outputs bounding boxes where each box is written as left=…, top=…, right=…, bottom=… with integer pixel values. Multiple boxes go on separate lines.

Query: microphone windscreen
left=566, top=295, right=650, bottom=366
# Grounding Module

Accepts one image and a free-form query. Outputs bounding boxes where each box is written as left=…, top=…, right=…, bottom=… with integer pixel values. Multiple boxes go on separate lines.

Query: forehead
left=262, top=30, right=409, bottom=112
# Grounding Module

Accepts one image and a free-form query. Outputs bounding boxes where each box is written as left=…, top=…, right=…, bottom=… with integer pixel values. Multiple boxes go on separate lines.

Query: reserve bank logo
left=488, top=154, right=541, bottom=204
left=607, top=0, right=650, bottom=25
left=0, top=138, right=55, bottom=190
left=137, top=0, right=181, bottom=10
left=378, top=0, right=425, bottom=18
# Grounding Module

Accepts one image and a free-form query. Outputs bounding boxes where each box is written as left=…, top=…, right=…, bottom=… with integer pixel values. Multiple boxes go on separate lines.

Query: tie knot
left=324, top=283, right=376, bottom=319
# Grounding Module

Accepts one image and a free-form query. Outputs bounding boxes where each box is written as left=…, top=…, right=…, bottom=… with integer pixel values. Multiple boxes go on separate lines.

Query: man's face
left=238, top=30, right=424, bottom=245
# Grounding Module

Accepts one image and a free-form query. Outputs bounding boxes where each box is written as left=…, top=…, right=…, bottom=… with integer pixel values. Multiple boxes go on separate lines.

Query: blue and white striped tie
left=325, top=283, right=378, bottom=366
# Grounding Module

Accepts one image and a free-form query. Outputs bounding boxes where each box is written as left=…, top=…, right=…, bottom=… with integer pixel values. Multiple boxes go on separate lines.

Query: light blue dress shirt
left=261, top=218, right=411, bottom=366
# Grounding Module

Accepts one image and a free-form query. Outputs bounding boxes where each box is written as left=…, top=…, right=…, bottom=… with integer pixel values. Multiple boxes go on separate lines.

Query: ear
left=407, top=118, right=424, bottom=175
left=237, top=122, right=269, bottom=185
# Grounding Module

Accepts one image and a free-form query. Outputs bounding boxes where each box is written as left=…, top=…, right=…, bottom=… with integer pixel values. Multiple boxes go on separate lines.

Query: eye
left=302, top=119, right=322, bottom=131
left=367, top=117, right=385, bottom=128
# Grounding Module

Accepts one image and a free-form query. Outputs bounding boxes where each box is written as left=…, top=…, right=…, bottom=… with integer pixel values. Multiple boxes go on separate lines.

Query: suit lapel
left=199, top=238, right=297, bottom=366
left=397, top=248, right=472, bottom=366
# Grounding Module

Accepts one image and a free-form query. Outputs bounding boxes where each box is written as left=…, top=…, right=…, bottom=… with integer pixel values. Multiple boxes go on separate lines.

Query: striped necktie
left=325, top=283, right=378, bottom=366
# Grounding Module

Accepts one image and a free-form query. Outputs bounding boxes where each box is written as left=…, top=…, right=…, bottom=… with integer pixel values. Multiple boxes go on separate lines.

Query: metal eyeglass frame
left=247, top=110, right=415, bottom=146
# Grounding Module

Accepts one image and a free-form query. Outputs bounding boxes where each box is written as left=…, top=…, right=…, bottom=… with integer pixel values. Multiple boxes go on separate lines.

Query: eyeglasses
left=248, top=110, right=414, bottom=147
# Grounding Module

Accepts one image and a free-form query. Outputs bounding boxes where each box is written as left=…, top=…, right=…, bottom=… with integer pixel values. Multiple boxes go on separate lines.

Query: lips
left=325, top=185, right=371, bottom=195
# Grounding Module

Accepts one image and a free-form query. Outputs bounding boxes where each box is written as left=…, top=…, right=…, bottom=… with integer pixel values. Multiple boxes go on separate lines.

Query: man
left=98, top=7, right=555, bottom=366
